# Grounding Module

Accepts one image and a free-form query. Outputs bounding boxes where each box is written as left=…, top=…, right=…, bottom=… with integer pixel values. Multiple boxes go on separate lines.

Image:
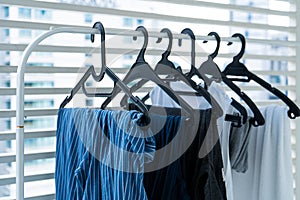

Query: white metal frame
left=16, top=27, right=99, bottom=200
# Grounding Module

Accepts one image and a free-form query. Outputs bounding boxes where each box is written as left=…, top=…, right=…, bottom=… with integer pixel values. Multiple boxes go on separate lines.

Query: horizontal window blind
left=0, top=0, right=299, bottom=199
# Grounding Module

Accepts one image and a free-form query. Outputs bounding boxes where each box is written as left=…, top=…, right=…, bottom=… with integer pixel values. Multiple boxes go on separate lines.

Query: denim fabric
left=138, top=106, right=227, bottom=200
left=55, top=108, right=155, bottom=200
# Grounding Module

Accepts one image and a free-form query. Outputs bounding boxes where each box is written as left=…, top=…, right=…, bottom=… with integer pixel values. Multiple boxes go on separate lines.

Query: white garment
left=232, top=105, right=293, bottom=200
left=150, top=81, right=236, bottom=200
left=149, top=81, right=211, bottom=109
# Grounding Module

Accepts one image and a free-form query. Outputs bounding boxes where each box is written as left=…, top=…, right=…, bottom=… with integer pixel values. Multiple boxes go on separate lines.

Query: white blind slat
left=0, top=0, right=295, bottom=31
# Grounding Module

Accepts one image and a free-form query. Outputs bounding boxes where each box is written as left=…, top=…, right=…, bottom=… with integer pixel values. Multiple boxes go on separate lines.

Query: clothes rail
left=16, top=25, right=244, bottom=200
left=49, top=26, right=242, bottom=42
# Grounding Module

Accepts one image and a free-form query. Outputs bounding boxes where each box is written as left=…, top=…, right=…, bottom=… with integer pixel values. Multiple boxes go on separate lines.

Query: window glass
left=85, top=14, right=92, bottom=23
left=19, top=29, right=32, bottom=37
left=18, top=7, right=31, bottom=18
left=34, top=9, right=52, bottom=20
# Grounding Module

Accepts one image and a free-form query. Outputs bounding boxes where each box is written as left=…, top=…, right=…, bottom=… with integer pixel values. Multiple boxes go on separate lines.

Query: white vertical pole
left=15, top=27, right=97, bottom=200
left=16, top=73, right=24, bottom=200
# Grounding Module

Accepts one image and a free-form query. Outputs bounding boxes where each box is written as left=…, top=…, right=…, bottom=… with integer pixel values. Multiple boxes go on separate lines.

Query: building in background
left=0, top=5, right=12, bottom=197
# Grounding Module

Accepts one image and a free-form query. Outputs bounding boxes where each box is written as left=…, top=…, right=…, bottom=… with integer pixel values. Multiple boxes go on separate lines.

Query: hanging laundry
left=232, top=105, right=294, bottom=200
left=55, top=108, right=155, bottom=200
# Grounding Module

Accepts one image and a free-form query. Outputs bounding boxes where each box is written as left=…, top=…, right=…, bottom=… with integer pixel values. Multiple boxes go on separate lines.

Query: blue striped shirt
left=55, top=108, right=155, bottom=200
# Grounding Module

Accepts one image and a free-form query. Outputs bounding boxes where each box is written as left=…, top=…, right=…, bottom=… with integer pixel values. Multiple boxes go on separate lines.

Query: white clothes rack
left=16, top=25, right=242, bottom=200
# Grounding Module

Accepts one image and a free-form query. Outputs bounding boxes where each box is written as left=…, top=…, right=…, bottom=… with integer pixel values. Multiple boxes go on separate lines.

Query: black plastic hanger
left=101, top=26, right=194, bottom=117
left=155, top=28, right=224, bottom=118
left=197, top=32, right=247, bottom=125
left=222, top=75, right=264, bottom=126
left=119, top=28, right=178, bottom=105
left=174, top=28, right=227, bottom=118
left=223, top=33, right=300, bottom=119
left=119, top=28, right=177, bottom=97
left=60, top=22, right=149, bottom=118
left=198, top=32, right=222, bottom=86
left=155, top=28, right=177, bottom=73
left=212, top=33, right=265, bottom=126
left=178, top=28, right=206, bottom=83
left=118, top=28, right=224, bottom=118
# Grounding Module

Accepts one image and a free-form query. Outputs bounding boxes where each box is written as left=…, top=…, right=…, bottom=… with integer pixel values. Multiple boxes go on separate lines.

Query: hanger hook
left=133, top=26, right=148, bottom=63
left=90, top=21, right=106, bottom=80
left=203, top=32, right=220, bottom=59
left=178, top=28, right=196, bottom=68
left=156, top=28, right=173, bottom=59
left=227, top=33, right=246, bottom=61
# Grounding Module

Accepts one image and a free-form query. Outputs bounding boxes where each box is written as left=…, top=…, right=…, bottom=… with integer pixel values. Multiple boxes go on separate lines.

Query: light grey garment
left=229, top=117, right=252, bottom=173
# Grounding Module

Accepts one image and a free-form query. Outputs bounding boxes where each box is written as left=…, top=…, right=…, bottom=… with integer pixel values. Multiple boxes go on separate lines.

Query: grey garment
left=229, top=117, right=252, bottom=173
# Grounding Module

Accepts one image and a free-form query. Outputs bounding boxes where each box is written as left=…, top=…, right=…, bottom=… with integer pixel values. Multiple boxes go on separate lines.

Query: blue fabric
left=55, top=108, right=87, bottom=200
left=55, top=108, right=155, bottom=200
left=143, top=112, right=190, bottom=200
